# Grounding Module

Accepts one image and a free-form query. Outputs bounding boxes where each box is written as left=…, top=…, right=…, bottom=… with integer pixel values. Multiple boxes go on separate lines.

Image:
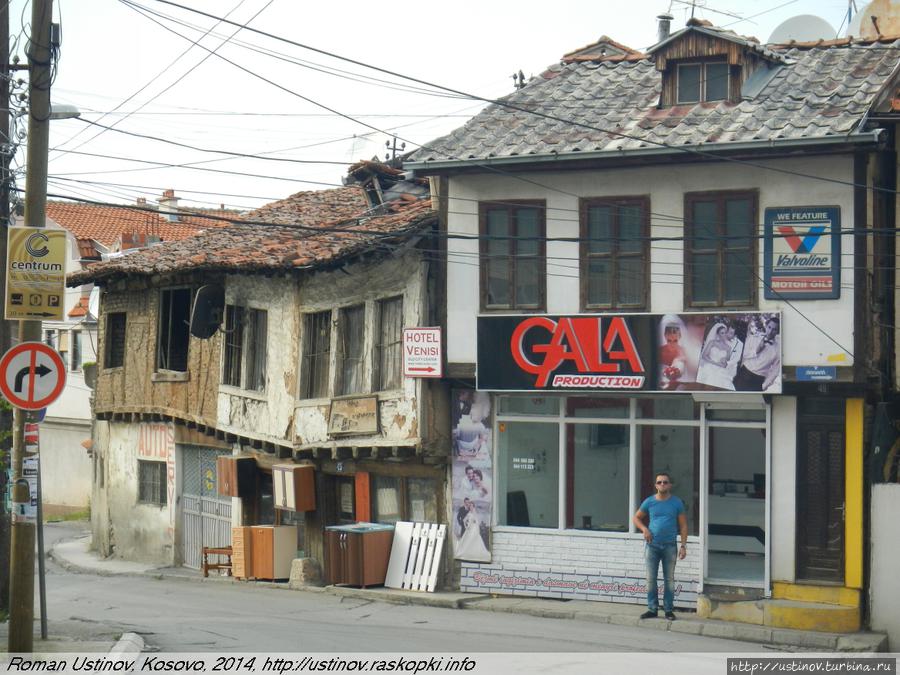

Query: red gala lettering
left=510, top=316, right=645, bottom=388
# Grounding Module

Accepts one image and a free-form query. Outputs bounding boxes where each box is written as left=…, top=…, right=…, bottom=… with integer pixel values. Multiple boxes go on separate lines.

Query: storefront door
left=796, top=402, right=845, bottom=582
left=703, top=407, right=768, bottom=588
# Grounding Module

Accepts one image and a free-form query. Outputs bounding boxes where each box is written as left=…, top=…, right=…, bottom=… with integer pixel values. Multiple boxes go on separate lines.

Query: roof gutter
left=406, top=131, right=884, bottom=172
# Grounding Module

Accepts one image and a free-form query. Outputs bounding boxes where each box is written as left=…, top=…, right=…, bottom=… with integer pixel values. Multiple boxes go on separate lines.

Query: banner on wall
left=763, top=206, right=840, bottom=300
left=451, top=390, right=492, bottom=562
left=477, top=311, right=782, bottom=394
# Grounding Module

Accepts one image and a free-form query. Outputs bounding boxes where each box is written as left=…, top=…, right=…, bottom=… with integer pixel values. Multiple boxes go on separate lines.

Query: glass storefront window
left=498, top=396, right=560, bottom=416
left=637, top=425, right=700, bottom=535
left=407, top=478, right=438, bottom=523
left=497, top=421, right=559, bottom=528
left=568, top=398, right=628, bottom=419
left=569, top=424, right=630, bottom=531
left=706, top=407, right=766, bottom=422
left=373, top=475, right=402, bottom=524
left=636, top=396, right=698, bottom=420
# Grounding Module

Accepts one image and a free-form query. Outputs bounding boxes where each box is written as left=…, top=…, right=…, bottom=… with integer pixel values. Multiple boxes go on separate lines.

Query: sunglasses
left=656, top=480, right=670, bottom=484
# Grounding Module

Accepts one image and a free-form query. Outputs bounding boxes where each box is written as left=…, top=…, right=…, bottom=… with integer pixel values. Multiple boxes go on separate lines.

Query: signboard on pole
left=403, top=327, right=443, bottom=378
left=0, top=342, right=66, bottom=410
left=5, top=226, right=67, bottom=321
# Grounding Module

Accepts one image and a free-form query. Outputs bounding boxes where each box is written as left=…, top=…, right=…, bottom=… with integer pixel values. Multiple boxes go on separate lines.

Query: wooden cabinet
left=231, top=526, right=252, bottom=579
left=272, top=464, right=315, bottom=512
left=325, top=523, right=394, bottom=588
left=217, top=457, right=256, bottom=498
left=248, top=525, right=296, bottom=580
left=232, top=525, right=296, bottom=580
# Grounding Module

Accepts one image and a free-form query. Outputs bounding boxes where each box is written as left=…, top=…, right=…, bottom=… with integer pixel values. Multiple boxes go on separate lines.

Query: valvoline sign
left=764, top=206, right=840, bottom=300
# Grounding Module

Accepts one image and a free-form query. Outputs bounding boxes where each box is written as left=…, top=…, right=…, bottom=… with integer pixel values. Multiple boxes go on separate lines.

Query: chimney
left=158, top=189, right=179, bottom=222
left=657, top=13, right=673, bottom=43
left=136, top=197, right=146, bottom=206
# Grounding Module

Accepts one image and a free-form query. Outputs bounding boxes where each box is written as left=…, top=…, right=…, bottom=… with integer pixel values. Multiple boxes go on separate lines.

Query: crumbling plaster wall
left=217, top=275, right=299, bottom=445
left=95, top=421, right=176, bottom=564
left=293, top=252, right=432, bottom=452
left=95, top=278, right=221, bottom=425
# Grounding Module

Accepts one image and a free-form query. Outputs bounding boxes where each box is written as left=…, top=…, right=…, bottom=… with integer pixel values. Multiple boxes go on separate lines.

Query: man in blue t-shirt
left=632, top=471, right=688, bottom=620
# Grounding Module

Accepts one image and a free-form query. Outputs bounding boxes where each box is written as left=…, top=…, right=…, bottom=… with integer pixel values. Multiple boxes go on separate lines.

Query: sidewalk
left=50, top=534, right=888, bottom=654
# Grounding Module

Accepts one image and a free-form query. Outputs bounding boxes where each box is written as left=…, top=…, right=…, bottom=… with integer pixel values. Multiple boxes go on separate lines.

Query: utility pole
left=0, top=0, right=12, bottom=616
left=8, top=0, right=52, bottom=653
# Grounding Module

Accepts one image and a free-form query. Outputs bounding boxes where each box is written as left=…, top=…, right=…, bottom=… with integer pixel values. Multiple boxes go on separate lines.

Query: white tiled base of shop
left=459, top=530, right=700, bottom=608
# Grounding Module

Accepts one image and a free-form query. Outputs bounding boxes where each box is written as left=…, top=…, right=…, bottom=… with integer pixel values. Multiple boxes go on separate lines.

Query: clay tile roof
left=68, top=192, right=436, bottom=286
left=562, top=35, right=642, bottom=63
left=68, top=297, right=90, bottom=318
left=47, top=201, right=241, bottom=248
left=409, top=37, right=900, bottom=167
left=245, top=186, right=368, bottom=227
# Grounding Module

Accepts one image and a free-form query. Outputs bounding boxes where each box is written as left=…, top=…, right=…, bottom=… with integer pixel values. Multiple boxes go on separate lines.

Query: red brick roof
left=47, top=201, right=240, bottom=248
left=68, top=194, right=436, bottom=286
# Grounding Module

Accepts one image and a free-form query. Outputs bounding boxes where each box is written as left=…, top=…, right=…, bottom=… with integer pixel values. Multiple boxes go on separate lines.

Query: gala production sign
left=764, top=206, right=840, bottom=300
left=477, top=312, right=782, bottom=394
left=5, top=226, right=67, bottom=320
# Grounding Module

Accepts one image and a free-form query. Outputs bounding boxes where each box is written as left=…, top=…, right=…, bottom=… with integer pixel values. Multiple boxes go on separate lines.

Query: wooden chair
left=201, top=546, right=233, bottom=577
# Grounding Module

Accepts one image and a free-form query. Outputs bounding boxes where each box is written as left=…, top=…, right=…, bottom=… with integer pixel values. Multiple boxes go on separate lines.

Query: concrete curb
left=108, top=632, right=145, bottom=655
left=49, top=536, right=889, bottom=653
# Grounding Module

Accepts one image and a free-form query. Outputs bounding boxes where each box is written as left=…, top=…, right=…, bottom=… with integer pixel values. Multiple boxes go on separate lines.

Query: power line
left=73, top=118, right=355, bottom=166
left=53, top=0, right=269, bottom=156
left=148, top=0, right=900, bottom=200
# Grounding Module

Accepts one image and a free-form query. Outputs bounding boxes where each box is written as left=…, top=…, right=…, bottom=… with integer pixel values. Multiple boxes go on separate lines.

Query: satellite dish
left=768, top=14, right=837, bottom=43
left=189, top=284, right=225, bottom=339
left=849, top=0, right=900, bottom=38
left=846, top=2, right=871, bottom=37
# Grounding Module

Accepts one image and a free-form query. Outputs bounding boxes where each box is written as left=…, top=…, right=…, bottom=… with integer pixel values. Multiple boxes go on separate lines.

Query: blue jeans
left=645, top=542, right=677, bottom=612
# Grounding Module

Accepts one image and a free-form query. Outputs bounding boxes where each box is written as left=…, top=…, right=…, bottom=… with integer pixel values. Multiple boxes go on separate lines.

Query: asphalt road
left=35, top=521, right=780, bottom=654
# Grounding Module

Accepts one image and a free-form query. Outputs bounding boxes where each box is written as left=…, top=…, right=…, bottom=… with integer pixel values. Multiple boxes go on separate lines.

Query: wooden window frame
left=137, top=459, right=167, bottom=506
left=479, top=200, right=546, bottom=312
left=301, top=310, right=333, bottom=400
left=222, top=305, right=268, bottom=392
left=156, top=286, right=192, bottom=373
left=105, top=312, right=127, bottom=369
left=579, top=196, right=650, bottom=311
left=684, top=189, right=759, bottom=309
left=676, top=60, right=729, bottom=104
left=374, top=296, right=404, bottom=392
left=336, top=304, right=367, bottom=396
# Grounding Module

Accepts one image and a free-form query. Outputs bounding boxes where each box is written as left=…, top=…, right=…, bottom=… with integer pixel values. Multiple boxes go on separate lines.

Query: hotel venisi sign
left=5, top=226, right=67, bottom=321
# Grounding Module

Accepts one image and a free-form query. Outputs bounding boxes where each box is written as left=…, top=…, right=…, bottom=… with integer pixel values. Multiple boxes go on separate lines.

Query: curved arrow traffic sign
left=0, top=342, right=66, bottom=410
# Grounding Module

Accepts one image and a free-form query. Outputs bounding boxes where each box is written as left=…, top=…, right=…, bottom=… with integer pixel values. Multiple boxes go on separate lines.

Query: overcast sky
left=8, top=0, right=862, bottom=213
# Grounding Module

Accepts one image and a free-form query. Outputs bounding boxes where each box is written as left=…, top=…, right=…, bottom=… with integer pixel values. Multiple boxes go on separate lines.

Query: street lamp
left=49, top=104, right=80, bottom=121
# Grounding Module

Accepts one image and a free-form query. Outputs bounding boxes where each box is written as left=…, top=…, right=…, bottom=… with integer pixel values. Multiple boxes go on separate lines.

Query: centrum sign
left=5, top=226, right=67, bottom=320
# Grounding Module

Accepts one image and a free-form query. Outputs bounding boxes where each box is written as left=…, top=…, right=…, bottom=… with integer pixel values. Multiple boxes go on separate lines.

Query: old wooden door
left=796, top=418, right=845, bottom=582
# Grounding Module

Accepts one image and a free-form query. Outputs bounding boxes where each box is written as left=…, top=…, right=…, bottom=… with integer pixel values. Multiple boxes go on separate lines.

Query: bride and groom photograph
left=657, top=312, right=781, bottom=393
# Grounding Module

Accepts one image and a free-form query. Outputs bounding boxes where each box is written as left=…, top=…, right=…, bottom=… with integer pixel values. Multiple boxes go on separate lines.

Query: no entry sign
left=0, top=342, right=66, bottom=410
left=403, top=327, right=442, bottom=378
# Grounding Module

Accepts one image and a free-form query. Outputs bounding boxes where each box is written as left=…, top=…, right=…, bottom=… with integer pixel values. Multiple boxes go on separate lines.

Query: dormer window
left=676, top=61, right=729, bottom=104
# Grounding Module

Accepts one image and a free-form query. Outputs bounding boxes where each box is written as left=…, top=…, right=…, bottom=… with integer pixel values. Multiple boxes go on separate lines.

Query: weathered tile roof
left=409, top=38, right=900, bottom=166
left=68, top=196, right=435, bottom=286
left=245, top=186, right=368, bottom=226
left=47, top=201, right=238, bottom=247
left=562, top=35, right=641, bottom=62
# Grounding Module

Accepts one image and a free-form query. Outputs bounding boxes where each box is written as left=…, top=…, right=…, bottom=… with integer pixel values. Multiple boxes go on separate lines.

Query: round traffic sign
left=0, top=342, right=66, bottom=410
